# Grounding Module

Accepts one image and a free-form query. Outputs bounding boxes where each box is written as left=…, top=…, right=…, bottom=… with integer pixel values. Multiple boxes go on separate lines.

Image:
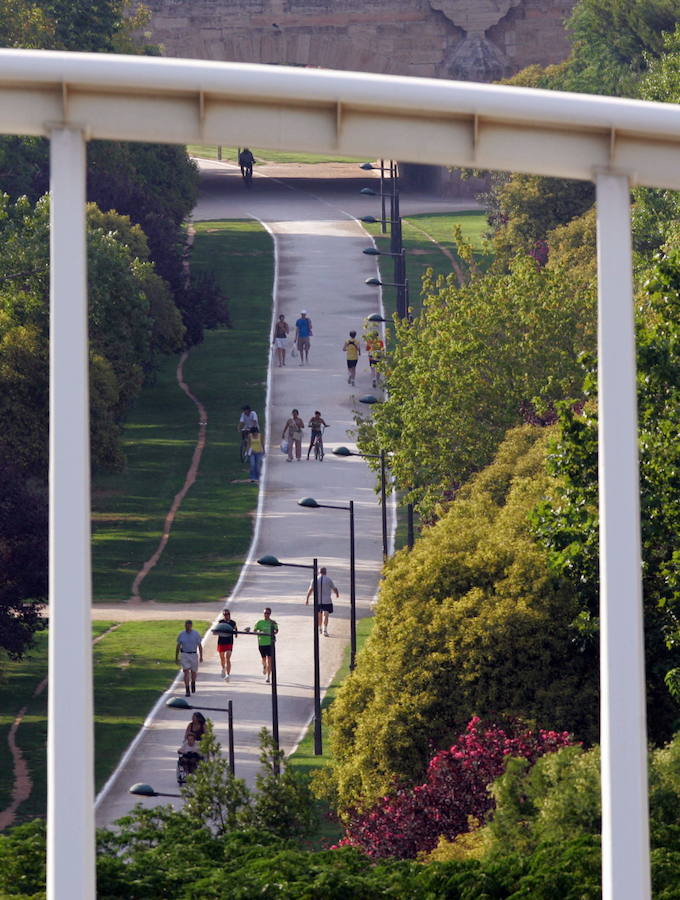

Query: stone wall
left=145, top=0, right=577, bottom=82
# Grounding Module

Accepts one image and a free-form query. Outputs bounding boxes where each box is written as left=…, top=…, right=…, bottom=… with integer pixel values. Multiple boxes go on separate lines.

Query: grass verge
left=92, top=220, right=273, bottom=603
left=363, top=210, right=489, bottom=318
left=188, top=145, right=363, bottom=165
left=288, top=615, right=375, bottom=848
left=0, top=621, right=208, bottom=826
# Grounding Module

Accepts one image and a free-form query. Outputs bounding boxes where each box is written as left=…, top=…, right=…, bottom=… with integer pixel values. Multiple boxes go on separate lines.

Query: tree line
left=0, top=0, right=230, bottom=660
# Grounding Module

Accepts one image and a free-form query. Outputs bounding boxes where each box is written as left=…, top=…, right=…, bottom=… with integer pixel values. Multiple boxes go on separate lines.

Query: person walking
left=343, top=330, right=361, bottom=386
left=282, top=409, right=304, bottom=461
left=365, top=331, right=385, bottom=388
left=247, top=425, right=265, bottom=482
left=272, top=313, right=290, bottom=367
left=212, top=609, right=237, bottom=680
left=306, top=566, right=339, bottom=636
left=238, top=147, right=254, bottom=183
left=294, top=310, right=312, bottom=364
left=248, top=608, right=279, bottom=683
left=306, top=410, right=328, bottom=460
left=175, top=620, right=203, bottom=696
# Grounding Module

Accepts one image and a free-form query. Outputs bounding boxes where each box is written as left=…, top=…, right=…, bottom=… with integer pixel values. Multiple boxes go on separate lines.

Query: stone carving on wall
left=430, top=0, right=522, bottom=81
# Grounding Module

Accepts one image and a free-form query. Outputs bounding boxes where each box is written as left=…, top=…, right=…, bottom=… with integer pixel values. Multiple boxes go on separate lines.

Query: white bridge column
left=47, top=126, right=95, bottom=899
left=596, top=171, right=650, bottom=900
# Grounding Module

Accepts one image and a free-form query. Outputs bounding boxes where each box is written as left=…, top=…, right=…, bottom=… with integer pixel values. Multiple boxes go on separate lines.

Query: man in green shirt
left=252, top=607, right=278, bottom=683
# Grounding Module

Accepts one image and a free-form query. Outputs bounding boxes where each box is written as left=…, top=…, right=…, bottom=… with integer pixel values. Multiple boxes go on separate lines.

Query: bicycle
left=241, top=163, right=253, bottom=187
left=311, top=425, right=326, bottom=462
left=239, top=429, right=249, bottom=464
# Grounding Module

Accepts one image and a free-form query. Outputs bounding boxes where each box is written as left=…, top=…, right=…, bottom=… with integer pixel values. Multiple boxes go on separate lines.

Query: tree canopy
left=318, top=427, right=598, bottom=816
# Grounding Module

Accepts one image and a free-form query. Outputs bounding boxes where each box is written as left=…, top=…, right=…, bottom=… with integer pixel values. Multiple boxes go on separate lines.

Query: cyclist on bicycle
left=238, top=405, right=259, bottom=454
left=307, top=410, right=328, bottom=460
left=238, top=147, right=254, bottom=182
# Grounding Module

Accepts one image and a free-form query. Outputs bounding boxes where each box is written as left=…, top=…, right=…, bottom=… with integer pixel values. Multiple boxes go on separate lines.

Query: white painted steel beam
left=0, top=49, right=680, bottom=188
left=47, top=127, right=95, bottom=900
left=596, top=173, right=650, bottom=900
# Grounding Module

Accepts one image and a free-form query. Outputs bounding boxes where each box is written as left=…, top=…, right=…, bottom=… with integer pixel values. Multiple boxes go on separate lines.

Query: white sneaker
left=323, top=629, right=329, bottom=636
left=225, top=673, right=229, bottom=681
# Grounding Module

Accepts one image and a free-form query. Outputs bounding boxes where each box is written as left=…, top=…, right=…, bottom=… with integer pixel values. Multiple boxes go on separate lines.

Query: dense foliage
left=340, top=717, right=573, bottom=859
left=318, top=427, right=598, bottom=815
left=6, top=731, right=680, bottom=897
left=533, top=248, right=680, bottom=740
left=0, top=195, right=188, bottom=656
left=361, top=256, right=596, bottom=516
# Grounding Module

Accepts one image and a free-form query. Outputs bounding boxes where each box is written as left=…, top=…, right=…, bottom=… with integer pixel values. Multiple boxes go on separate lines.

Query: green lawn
left=91, top=220, right=273, bottom=603
left=288, top=615, right=375, bottom=848
left=363, top=210, right=490, bottom=318
left=188, top=145, right=364, bottom=165
left=0, top=621, right=209, bottom=825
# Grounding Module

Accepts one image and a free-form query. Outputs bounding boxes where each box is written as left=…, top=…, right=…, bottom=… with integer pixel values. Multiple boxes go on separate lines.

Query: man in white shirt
left=306, top=567, right=340, bottom=636
left=238, top=405, right=259, bottom=434
left=175, top=620, right=203, bottom=697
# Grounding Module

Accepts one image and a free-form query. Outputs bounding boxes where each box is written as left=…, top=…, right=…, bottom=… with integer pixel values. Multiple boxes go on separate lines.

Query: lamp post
left=166, top=696, right=236, bottom=775
left=298, top=498, right=357, bottom=670
left=365, top=276, right=410, bottom=310
left=257, top=555, right=322, bottom=754
left=129, top=783, right=180, bottom=799
left=333, top=446, right=388, bottom=559
left=360, top=160, right=407, bottom=319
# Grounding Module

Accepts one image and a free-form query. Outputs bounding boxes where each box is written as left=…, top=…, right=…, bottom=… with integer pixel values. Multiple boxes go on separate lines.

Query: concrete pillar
left=596, top=171, right=651, bottom=900
left=47, top=126, right=95, bottom=900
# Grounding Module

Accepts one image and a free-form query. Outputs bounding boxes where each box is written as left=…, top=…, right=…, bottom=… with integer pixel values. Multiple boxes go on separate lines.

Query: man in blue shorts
left=294, top=310, right=312, bottom=365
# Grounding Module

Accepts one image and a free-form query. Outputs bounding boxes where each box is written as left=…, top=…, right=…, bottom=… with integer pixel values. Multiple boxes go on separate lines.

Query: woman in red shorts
left=212, top=608, right=237, bottom=681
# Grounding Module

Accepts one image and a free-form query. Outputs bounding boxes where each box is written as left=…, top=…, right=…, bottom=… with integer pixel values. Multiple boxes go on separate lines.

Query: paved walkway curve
left=94, top=163, right=472, bottom=827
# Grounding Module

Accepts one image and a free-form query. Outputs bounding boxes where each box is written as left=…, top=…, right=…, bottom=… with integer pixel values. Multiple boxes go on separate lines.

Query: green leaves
left=364, top=256, right=596, bottom=518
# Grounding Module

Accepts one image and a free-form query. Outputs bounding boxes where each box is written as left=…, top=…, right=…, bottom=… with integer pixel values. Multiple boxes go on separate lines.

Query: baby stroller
left=177, top=750, right=202, bottom=785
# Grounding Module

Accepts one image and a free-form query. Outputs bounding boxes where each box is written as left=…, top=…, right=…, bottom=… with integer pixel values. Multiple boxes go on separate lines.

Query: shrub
left=339, top=717, right=573, bottom=859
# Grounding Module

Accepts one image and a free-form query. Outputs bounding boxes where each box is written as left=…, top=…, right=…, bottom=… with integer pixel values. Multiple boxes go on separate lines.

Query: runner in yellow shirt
left=343, top=330, right=361, bottom=386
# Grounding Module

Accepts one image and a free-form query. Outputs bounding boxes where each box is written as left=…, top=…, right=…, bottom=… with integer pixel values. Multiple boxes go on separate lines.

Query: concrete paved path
left=95, top=161, right=472, bottom=827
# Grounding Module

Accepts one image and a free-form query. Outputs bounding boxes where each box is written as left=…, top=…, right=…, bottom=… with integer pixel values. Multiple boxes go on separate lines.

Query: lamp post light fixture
left=166, top=696, right=236, bottom=776
left=129, top=783, right=181, bottom=799
left=333, top=446, right=389, bottom=559
left=257, top=554, right=322, bottom=755
left=367, top=313, right=387, bottom=323
left=298, top=497, right=357, bottom=671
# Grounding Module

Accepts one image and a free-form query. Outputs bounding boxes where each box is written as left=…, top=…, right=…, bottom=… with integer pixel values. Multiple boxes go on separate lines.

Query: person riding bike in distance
left=238, top=147, right=254, bottom=183
left=307, top=411, right=328, bottom=460
left=238, top=405, right=259, bottom=461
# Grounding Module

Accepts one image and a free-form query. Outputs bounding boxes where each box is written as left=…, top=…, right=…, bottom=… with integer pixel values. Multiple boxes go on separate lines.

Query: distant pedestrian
left=239, top=147, right=254, bottom=182
left=282, top=408, right=304, bottom=461
left=176, top=620, right=203, bottom=696
left=365, top=331, right=385, bottom=388
left=294, top=310, right=312, bottom=364
left=343, top=330, right=361, bottom=385
left=249, top=607, right=279, bottom=683
left=306, top=566, right=339, bottom=636
left=307, top=410, right=328, bottom=460
left=247, top=425, right=265, bottom=482
left=272, top=313, right=290, bottom=367
left=212, top=609, right=238, bottom=680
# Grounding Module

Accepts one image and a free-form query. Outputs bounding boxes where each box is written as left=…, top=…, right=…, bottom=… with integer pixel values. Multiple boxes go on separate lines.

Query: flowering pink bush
left=339, top=717, right=573, bottom=859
